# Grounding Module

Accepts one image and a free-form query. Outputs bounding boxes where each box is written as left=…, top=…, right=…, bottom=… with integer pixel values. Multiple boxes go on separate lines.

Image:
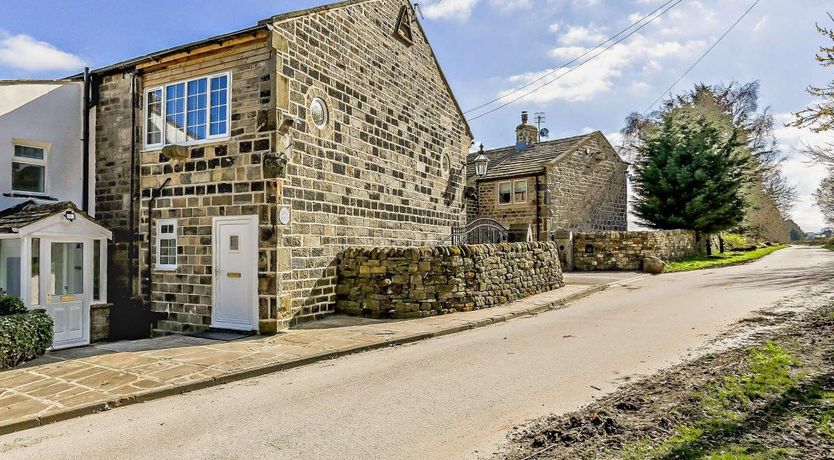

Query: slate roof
left=466, top=133, right=595, bottom=181
left=0, top=201, right=85, bottom=233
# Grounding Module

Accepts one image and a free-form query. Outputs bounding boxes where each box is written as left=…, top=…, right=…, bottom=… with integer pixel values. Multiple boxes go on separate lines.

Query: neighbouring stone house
left=90, top=0, right=472, bottom=335
left=466, top=112, right=629, bottom=241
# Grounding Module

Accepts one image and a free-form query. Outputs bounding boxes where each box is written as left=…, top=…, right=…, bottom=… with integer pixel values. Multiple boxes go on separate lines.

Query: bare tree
left=816, top=173, right=834, bottom=226
left=790, top=14, right=834, bottom=133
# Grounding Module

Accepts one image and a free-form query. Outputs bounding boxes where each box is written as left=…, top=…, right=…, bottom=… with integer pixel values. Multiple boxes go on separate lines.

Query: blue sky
left=2, top=0, right=832, bottom=231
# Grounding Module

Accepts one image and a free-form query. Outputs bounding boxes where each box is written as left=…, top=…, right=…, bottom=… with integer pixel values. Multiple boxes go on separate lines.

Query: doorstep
left=0, top=274, right=647, bottom=435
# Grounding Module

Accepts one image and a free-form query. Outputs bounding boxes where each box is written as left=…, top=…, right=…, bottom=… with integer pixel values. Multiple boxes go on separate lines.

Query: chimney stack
left=516, top=111, right=539, bottom=149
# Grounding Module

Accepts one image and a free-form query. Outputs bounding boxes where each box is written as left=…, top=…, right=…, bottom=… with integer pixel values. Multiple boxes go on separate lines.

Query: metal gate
left=443, top=218, right=508, bottom=245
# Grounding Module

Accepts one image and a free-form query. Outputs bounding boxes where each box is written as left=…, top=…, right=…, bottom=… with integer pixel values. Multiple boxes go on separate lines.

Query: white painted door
left=46, top=241, right=88, bottom=348
left=212, top=217, right=257, bottom=331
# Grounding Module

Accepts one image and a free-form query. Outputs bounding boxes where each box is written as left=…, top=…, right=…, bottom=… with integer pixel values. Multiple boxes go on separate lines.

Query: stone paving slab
left=0, top=276, right=646, bottom=435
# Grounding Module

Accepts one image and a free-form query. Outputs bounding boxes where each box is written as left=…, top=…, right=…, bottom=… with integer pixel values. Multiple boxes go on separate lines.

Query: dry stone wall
left=572, top=230, right=701, bottom=271
left=336, top=242, right=563, bottom=318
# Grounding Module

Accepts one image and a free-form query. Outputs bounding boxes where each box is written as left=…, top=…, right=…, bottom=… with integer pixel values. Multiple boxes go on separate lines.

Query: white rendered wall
left=0, top=82, right=84, bottom=211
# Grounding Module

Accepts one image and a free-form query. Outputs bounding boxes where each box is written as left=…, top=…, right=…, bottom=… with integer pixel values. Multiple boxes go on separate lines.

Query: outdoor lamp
left=473, top=144, right=489, bottom=177
left=64, top=210, right=76, bottom=222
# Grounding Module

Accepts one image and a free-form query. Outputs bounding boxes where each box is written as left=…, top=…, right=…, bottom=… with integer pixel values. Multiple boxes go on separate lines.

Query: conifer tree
left=632, top=112, right=750, bottom=246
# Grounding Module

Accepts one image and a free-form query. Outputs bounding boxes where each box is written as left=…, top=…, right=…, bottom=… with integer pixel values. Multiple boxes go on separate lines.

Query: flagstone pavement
left=0, top=274, right=643, bottom=435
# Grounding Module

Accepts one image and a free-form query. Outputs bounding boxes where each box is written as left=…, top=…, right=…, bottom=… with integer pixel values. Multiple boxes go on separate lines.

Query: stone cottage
left=89, top=0, right=472, bottom=335
left=466, top=112, right=628, bottom=240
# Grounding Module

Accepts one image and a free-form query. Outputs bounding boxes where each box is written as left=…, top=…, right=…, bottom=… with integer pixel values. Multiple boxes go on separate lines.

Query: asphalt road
left=2, top=246, right=832, bottom=460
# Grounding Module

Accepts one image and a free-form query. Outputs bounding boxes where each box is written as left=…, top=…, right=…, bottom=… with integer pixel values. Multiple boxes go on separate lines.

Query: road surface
left=1, top=246, right=832, bottom=459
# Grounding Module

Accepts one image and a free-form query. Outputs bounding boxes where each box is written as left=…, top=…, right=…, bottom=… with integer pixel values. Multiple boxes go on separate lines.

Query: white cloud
left=548, top=23, right=561, bottom=33
left=502, top=34, right=705, bottom=103
left=421, top=0, right=480, bottom=21
left=752, top=16, right=768, bottom=33
left=0, top=33, right=84, bottom=72
left=490, top=0, right=531, bottom=10
left=548, top=46, right=588, bottom=60
left=558, top=25, right=608, bottom=45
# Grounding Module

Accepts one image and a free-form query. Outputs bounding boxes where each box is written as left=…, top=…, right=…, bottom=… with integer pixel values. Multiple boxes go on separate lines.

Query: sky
left=2, top=0, right=832, bottom=231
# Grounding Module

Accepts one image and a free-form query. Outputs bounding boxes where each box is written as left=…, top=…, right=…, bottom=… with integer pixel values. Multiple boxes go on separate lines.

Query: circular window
left=310, top=97, right=328, bottom=129
left=441, top=152, right=451, bottom=175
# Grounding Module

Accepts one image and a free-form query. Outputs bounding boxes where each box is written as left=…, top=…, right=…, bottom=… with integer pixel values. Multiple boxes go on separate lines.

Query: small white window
left=513, top=180, right=528, bottom=204
left=229, top=235, right=239, bottom=252
left=498, top=181, right=512, bottom=205
left=11, top=143, right=47, bottom=194
left=310, top=97, right=328, bottom=129
left=441, top=152, right=451, bottom=176
left=156, top=219, right=177, bottom=271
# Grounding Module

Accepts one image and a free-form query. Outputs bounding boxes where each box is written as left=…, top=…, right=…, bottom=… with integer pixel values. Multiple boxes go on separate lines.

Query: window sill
left=142, top=137, right=231, bottom=153
left=154, top=266, right=178, bottom=272
left=4, top=192, right=58, bottom=201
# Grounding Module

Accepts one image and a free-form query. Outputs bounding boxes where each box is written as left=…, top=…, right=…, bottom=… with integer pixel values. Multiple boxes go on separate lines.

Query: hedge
left=0, top=310, right=54, bottom=369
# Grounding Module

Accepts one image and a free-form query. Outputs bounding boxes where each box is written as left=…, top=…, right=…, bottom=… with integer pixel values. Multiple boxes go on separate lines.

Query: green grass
left=621, top=342, right=802, bottom=460
left=823, top=242, right=834, bottom=251
left=664, top=245, right=788, bottom=273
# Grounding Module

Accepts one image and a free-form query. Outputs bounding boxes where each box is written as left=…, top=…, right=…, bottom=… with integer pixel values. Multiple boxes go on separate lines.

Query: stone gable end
left=94, top=0, right=472, bottom=335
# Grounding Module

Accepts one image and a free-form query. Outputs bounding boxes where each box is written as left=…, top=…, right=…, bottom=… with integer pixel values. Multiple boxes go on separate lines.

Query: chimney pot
left=521, top=111, right=528, bottom=125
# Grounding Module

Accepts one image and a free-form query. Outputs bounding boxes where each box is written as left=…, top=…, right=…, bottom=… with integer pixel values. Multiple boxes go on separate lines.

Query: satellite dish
left=539, top=128, right=550, bottom=138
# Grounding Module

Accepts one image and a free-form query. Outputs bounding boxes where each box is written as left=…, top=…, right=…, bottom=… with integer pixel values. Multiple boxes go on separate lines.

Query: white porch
left=0, top=202, right=111, bottom=349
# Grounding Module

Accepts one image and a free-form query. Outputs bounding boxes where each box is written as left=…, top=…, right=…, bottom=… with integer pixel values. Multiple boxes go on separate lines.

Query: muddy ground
left=494, top=286, right=834, bottom=459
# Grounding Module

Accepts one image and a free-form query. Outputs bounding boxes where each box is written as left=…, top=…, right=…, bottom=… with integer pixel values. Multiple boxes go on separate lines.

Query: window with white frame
left=156, top=219, right=177, bottom=270
left=498, top=181, right=512, bottom=205
left=513, top=180, right=528, bottom=204
left=145, top=73, right=229, bottom=148
left=11, top=144, right=47, bottom=194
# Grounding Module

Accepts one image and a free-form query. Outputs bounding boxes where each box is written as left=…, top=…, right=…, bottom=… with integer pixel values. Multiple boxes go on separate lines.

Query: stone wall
left=336, top=242, right=563, bottom=318
left=546, top=133, right=628, bottom=233
left=90, top=303, right=111, bottom=342
left=572, top=230, right=701, bottom=271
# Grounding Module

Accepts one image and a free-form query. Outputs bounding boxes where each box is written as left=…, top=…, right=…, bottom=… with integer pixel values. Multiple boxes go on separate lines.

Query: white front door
left=46, top=241, right=89, bottom=348
left=212, top=216, right=258, bottom=331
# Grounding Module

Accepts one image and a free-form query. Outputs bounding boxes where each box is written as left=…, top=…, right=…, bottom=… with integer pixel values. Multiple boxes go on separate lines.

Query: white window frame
left=143, top=71, right=231, bottom=150
left=10, top=139, right=49, bottom=195
left=156, top=219, right=178, bottom=271
left=497, top=181, right=512, bottom=205
left=513, top=179, right=528, bottom=204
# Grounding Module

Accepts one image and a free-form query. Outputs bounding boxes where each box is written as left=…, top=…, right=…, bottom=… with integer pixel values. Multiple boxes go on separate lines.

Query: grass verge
left=620, top=341, right=821, bottom=459
left=664, top=245, right=788, bottom=273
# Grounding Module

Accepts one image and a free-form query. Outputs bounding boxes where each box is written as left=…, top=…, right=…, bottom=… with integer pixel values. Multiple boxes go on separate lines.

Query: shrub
left=0, top=310, right=54, bottom=369
left=0, top=291, right=27, bottom=316
left=721, top=233, right=749, bottom=251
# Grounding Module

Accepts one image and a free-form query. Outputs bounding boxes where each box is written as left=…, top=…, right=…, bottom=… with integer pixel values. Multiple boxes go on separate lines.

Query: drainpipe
left=129, top=72, right=137, bottom=296
left=535, top=174, right=542, bottom=241
left=146, top=177, right=171, bottom=304
left=81, top=67, right=91, bottom=212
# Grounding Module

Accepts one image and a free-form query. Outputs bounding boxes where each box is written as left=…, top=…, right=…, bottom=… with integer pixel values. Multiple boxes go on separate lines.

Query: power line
left=463, top=0, right=680, bottom=115
left=642, top=0, right=762, bottom=114
left=467, top=0, right=685, bottom=122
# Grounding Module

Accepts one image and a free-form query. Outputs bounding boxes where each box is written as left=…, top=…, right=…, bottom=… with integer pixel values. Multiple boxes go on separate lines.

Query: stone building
left=466, top=112, right=628, bottom=240
left=90, top=0, right=472, bottom=335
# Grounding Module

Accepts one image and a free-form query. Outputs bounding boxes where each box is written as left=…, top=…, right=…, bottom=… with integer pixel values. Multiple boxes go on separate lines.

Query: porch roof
left=0, top=201, right=109, bottom=237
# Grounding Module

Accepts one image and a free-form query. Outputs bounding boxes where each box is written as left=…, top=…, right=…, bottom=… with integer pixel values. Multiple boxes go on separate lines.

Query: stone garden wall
left=336, top=242, right=563, bottom=318
left=573, top=230, right=701, bottom=271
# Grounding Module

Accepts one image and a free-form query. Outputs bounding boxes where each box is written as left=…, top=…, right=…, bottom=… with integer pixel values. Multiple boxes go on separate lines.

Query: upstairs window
left=156, top=219, right=177, bottom=271
left=514, top=180, right=528, bottom=204
left=145, top=73, right=230, bottom=149
left=498, top=181, right=512, bottom=205
left=11, top=143, right=47, bottom=194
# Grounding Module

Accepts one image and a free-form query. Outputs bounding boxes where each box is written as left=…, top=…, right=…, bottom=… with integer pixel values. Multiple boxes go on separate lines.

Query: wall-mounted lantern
left=473, top=144, right=489, bottom=177
left=64, top=210, right=76, bottom=222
